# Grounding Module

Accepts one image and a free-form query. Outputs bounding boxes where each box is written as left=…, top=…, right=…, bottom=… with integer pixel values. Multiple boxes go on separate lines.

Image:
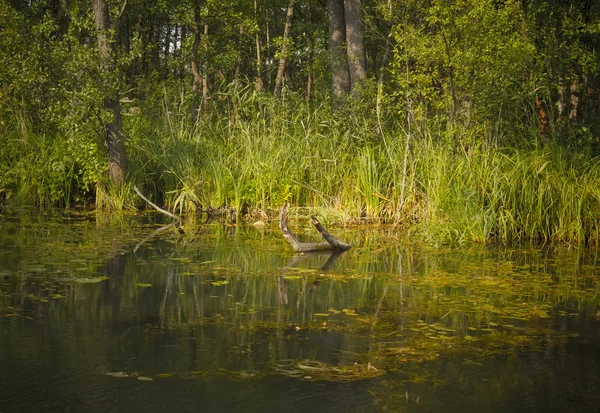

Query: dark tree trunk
left=328, top=0, right=350, bottom=99
left=234, top=26, right=243, bottom=88
left=344, top=0, right=367, bottom=89
left=179, top=25, right=186, bottom=82
left=151, top=18, right=160, bottom=71
left=165, top=24, right=170, bottom=58
left=274, top=0, right=295, bottom=98
left=191, top=4, right=202, bottom=123
left=306, top=0, right=313, bottom=101
left=92, top=0, right=127, bottom=185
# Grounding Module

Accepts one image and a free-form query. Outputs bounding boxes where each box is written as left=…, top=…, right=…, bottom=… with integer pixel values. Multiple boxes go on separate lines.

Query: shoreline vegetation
left=3, top=99, right=600, bottom=246
left=2, top=1, right=600, bottom=245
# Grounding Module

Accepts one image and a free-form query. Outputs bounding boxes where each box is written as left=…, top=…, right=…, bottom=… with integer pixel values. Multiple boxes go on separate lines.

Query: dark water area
left=1, top=212, right=599, bottom=412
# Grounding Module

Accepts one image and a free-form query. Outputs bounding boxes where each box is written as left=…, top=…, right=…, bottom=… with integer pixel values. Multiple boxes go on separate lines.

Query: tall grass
left=0, top=133, right=80, bottom=208
left=2, top=85, right=600, bottom=245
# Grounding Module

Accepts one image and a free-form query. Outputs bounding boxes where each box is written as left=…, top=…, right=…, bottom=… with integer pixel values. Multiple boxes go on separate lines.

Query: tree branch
left=133, top=186, right=181, bottom=223
left=279, top=204, right=351, bottom=252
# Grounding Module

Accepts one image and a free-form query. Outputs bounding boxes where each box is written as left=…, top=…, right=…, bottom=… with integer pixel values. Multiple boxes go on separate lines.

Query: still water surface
left=0, top=212, right=599, bottom=412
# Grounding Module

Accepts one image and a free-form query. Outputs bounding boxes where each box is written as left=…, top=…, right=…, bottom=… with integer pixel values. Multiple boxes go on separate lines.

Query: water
left=1, top=212, right=599, bottom=412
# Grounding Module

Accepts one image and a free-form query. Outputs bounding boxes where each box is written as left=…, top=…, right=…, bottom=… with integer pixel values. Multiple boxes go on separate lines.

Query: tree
left=329, top=0, right=350, bottom=99
left=274, top=0, right=296, bottom=97
left=254, top=0, right=264, bottom=92
left=343, top=0, right=366, bottom=90
left=191, top=2, right=204, bottom=122
left=92, top=0, right=127, bottom=185
left=391, top=0, right=533, bottom=133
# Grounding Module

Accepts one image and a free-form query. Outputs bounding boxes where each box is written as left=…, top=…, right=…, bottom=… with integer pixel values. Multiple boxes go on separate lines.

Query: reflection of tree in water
left=1, top=217, right=599, bottom=410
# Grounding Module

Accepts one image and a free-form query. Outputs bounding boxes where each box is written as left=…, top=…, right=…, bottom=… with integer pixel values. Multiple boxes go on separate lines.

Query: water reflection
left=0, top=214, right=599, bottom=412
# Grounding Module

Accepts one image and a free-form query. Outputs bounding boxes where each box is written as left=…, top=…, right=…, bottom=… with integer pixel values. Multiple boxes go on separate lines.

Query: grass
left=2, top=87, right=600, bottom=245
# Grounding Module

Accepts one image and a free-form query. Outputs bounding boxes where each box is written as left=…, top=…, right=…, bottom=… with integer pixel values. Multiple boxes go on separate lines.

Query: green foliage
left=2, top=0, right=600, bottom=246
left=391, top=0, right=534, bottom=130
left=0, top=133, right=81, bottom=207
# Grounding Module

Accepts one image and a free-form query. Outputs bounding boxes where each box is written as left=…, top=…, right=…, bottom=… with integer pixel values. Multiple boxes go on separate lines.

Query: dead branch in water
left=279, top=204, right=351, bottom=252
left=133, top=186, right=181, bottom=223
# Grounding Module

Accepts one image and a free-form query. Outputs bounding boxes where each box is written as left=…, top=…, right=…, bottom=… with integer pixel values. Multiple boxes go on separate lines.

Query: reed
left=2, top=87, right=600, bottom=245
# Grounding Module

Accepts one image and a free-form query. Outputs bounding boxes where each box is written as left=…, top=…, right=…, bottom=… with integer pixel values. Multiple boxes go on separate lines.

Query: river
left=1, top=211, right=599, bottom=412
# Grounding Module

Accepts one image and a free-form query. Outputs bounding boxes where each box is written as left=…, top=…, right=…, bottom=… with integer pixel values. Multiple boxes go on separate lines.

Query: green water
left=1, top=212, right=599, bottom=412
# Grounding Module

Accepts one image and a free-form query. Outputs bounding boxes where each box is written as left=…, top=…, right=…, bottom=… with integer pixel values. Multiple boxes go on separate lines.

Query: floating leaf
left=134, top=283, right=152, bottom=288
left=169, top=257, right=192, bottom=263
left=105, top=372, right=129, bottom=378
left=27, top=266, right=48, bottom=273
left=137, top=376, right=153, bottom=382
left=282, top=275, right=302, bottom=280
left=314, top=313, right=330, bottom=317
left=75, top=277, right=108, bottom=284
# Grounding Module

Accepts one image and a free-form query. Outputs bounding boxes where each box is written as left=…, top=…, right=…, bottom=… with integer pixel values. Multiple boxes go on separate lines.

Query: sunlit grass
left=2, top=88, right=600, bottom=244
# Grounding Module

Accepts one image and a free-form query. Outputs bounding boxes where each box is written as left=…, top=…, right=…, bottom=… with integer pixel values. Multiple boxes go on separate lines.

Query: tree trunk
left=165, top=24, right=170, bottom=62
left=344, top=0, right=367, bottom=90
left=179, top=25, right=186, bottom=83
left=306, top=0, right=313, bottom=101
left=201, top=23, right=210, bottom=112
left=328, top=0, right=350, bottom=99
left=191, top=4, right=202, bottom=123
left=274, top=0, right=295, bottom=98
left=254, top=0, right=263, bottom=92
left=234, top=26, right=243, bottom=88
left=569, top=79, right=580, bottom=121
left=92, top=0, right=127, bottom=185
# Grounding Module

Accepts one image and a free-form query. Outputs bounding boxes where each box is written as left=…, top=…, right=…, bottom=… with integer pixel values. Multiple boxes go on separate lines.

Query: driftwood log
left=279, top=204, right=351, bottom=252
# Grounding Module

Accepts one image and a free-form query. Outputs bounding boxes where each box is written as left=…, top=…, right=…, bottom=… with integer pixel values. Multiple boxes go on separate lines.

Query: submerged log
left=279, top=204, right=351, bottom=252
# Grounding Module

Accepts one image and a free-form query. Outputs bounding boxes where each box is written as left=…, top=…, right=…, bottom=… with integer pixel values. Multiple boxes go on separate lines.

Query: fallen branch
left=133, top=186, right=181, bottom=223
left=311, top=215, right=351, bottom=251
left=279, top=204, right=351, bottom=252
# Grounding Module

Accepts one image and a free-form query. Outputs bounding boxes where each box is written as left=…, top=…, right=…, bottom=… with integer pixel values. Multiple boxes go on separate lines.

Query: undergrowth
left=2, top=87, right=600, bottom=245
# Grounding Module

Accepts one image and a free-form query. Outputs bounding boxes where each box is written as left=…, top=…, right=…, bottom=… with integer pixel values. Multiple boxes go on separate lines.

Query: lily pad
left=75, top=277, right=108, bottom=284
left=27, top=266, right=48, bottom=273
left=137, top=376, right=153, bottom=382
left=105, top=372, right=129, bottom=378
left=134, top=283, right=152, bottom=288
left=169, top=257, right=192, bottom=263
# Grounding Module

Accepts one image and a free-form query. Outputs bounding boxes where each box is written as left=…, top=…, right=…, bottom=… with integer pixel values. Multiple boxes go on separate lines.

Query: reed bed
left=2, top=90, right=600, bottom=245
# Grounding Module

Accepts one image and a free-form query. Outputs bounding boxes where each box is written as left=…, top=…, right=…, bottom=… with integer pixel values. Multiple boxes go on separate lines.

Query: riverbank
left=2, top=96, right=600, bottom=245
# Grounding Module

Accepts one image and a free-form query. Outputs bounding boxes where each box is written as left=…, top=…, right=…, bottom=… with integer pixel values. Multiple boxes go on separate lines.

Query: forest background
left=1, top=0, right=600, bottom=244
